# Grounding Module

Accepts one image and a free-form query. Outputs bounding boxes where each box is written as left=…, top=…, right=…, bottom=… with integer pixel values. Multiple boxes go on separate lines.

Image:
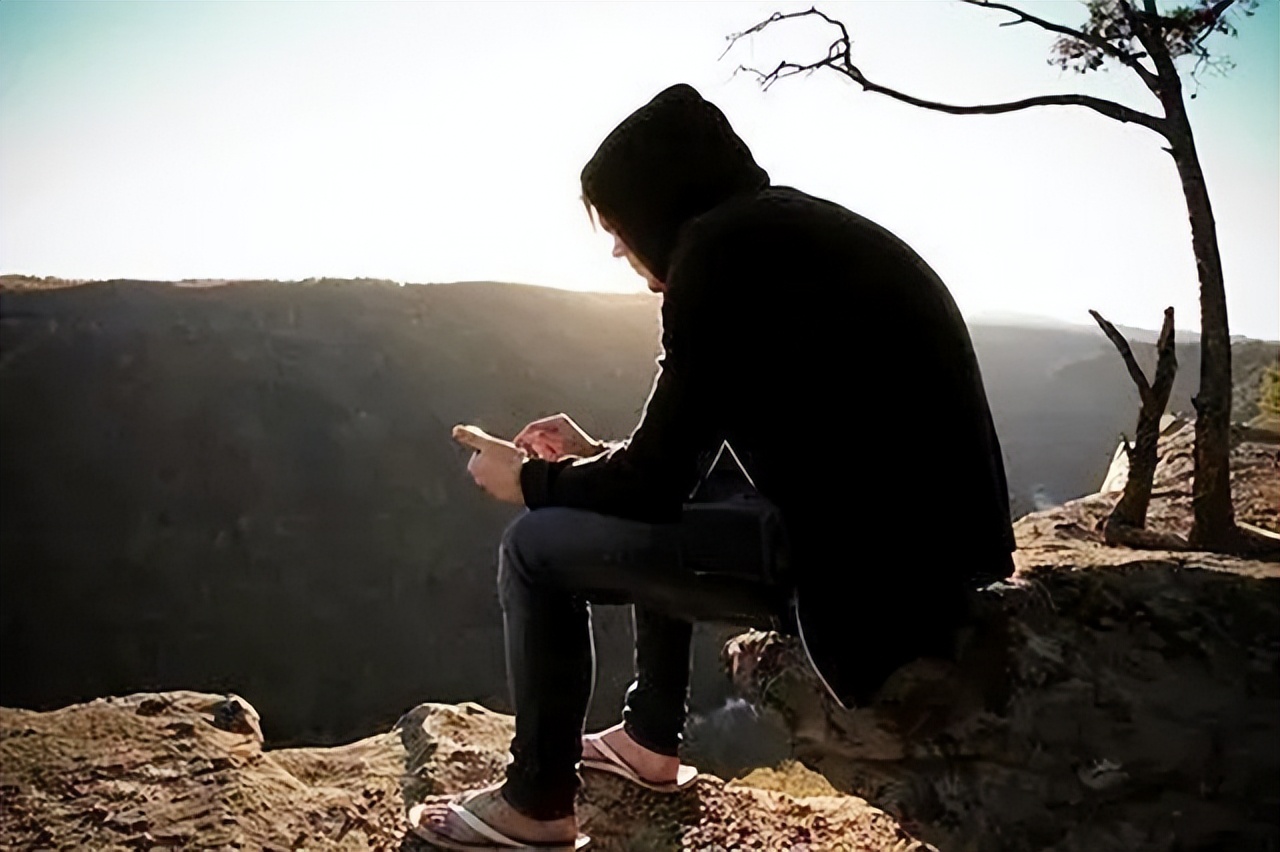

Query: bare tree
left=1090, top=307, right=1184, bottom=548
left=727, top=0, right=1261, bottom=552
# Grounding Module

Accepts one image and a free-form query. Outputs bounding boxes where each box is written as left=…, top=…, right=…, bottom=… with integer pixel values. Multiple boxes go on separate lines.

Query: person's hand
left=452, top=425, right=526, bottom=504
left=513, top=414, right=603, bottom=462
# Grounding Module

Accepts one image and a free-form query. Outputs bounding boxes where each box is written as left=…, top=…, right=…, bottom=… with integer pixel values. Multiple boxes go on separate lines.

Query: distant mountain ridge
left=973, top=310, right=1276, bottom=345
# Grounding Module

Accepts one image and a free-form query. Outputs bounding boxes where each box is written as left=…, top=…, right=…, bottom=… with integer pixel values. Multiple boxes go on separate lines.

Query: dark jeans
left=496, top=494, right=789, bottom=820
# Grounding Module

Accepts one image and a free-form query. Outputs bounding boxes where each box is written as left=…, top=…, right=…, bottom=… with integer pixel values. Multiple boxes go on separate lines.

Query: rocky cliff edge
left=2, top=422, right=1275, bottom=851
left=0, top=692, right=926, bottom=851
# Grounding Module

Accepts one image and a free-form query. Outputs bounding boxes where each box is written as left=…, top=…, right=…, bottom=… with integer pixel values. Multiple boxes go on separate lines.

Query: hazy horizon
left=2, top=1, right=1276, bottom=339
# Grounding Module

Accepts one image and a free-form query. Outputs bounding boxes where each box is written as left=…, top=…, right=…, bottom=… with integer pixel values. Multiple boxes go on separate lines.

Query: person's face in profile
left=599, top=216, right=666, bottom=294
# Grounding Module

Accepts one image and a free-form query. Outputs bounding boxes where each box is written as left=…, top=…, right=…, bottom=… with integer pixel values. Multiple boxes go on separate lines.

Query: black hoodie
left=520, top=84, right=1015, bottom=707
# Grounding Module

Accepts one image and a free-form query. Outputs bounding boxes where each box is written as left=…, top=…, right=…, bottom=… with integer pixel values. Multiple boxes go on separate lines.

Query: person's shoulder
left=683, top=185, right=881, bottom=248
left=696, top=185, right=835, bottom=223
left=747, top=186, right=938, bottom=275
left=665, top=188, right=850, bottom=299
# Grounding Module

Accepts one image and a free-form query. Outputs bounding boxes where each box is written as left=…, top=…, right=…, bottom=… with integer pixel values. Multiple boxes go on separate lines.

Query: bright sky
left=1, top=1, right=1276, bottom=339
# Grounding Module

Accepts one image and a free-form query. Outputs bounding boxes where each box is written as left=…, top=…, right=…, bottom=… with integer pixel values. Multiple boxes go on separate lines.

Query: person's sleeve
left=519, top=340, right=717, bottom=523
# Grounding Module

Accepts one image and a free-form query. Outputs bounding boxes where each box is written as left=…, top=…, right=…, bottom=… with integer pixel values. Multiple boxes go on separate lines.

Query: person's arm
left=520, top=217, right=748, bottom=521
left=519, top=313, right=717, bottom=523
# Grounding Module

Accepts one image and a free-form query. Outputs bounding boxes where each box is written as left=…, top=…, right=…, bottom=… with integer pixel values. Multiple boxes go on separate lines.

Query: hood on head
left=580, top=84, right=770, bottom=283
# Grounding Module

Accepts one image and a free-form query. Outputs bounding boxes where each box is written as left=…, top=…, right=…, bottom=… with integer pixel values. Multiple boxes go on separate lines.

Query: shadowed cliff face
left=1, top=279, right=1275, bottom=759
left=0, top=279, right=671, bottom=749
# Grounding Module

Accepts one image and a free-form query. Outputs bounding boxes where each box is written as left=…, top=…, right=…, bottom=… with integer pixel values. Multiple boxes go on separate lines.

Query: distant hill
left=1, top=279, right=1275, bottom=751
left=0, top=279, right=667, bottom=749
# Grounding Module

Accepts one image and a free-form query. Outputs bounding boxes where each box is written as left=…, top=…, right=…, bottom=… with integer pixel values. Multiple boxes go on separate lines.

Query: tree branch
left=1152, top=305, right=1177, bottom=394
left=1193, top=0, right=1239, bottom=47
left=1187, top=0, right=1242, bottom=84
left=840, top=66, right=1166, bottom=133
left=728, top=8, right=1168, bottom=137
left=961, top=0, right=1160, bottom=89
left=1090, top=309, right=1153, bottom=401
left=723, top=7, right=851, bottom=61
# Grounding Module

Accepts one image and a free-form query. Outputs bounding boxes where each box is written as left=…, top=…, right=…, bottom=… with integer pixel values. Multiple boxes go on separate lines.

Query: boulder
left=724, top=425, right=1280, bottom=852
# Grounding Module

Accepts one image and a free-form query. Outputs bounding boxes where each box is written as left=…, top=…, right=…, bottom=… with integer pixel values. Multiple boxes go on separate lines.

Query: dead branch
left=1089, top=309, right=1154, bottom=401
left=726, top=8, right=1168, bottom=137
left=723, top=7, right=851, bottom=60
left=1092, top=307, right=1178, bottom=540
left=1152, top=305, right=1177, bottom=388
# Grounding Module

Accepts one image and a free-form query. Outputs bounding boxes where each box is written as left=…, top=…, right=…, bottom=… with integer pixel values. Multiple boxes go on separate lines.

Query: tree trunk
left=1141, top=16, right=1237, bottom=549
left=1166, top=118, right=1236, bottom=548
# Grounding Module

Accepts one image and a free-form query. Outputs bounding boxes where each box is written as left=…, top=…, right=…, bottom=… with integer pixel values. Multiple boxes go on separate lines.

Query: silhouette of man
left=413, top=83, right=1015, bottom=850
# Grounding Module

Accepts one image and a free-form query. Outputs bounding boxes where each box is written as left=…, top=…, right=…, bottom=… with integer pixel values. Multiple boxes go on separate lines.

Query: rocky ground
left=1018, top=418, right=1279, bottom=565
left=0, top=693, right=926, bottom=851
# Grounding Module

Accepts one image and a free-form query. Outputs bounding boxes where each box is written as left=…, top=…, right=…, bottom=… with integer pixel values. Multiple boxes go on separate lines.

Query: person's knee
left=498, top=508, right=568, bottom=594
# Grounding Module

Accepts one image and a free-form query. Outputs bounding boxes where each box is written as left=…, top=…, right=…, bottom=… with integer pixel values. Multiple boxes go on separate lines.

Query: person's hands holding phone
left=452, top=425, right=526, bottom=504
left=513, top=414, right=603, bottom=462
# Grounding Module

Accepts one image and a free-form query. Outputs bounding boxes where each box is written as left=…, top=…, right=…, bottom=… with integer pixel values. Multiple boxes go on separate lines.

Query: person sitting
left=413, top=83, right=1015, bottom=851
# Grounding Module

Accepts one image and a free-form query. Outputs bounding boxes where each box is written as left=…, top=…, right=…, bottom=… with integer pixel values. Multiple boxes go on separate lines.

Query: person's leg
left=496, top=509, right=599, bottom=821
left=415, top=493, right=787, bottom=845
left=412, top=508, right=602, bottom=847
left=621, top=489, right=788, bottom=758
left=622, top=607, right=692, bottom=757
left=497, top=503, right=785, bottom=818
